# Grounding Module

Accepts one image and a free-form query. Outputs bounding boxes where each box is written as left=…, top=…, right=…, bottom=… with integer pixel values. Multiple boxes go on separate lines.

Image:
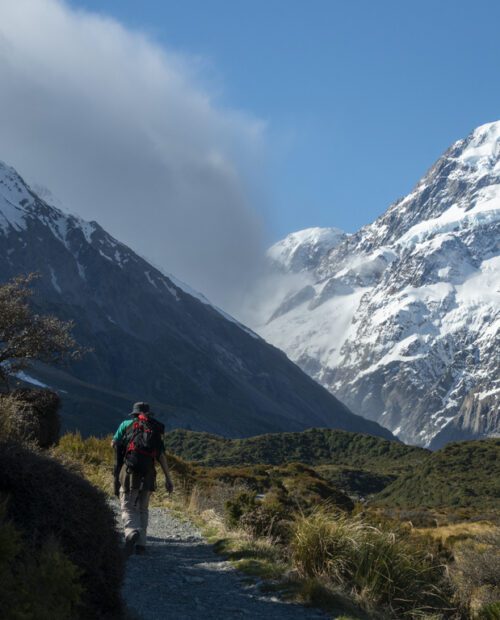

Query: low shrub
left=225, top=491, right=258, bottom=528
left=278, top=463, right=354, bottom=513
left=185, top=480, right=246, bottom=516
left=291, top=509, right=454, bottom=618
left=0, top=440, right=124, bottom=619
left=451, top=530, right=500, bottom=614
left=0, top=389, right=61, bottom=448
left=239, top=500, right=292, bottom=543
left=0, top=504, right=83, bottom=619
left=221, top=464, right=355, bottom=544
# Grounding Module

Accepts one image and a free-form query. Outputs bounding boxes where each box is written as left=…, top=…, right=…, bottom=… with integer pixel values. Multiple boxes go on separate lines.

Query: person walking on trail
left=111, top=402, right=174, bottom=557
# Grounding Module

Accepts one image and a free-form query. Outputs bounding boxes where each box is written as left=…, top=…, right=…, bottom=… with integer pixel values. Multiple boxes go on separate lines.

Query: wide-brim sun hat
left=129, top=402, right=155, bottom=417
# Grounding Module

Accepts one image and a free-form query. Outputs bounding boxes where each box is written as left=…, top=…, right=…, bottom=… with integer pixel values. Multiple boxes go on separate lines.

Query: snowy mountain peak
left=268, top=226, right=347, bottom=273
left=256, top=121, right=500, bottom=447
left=457, top=120, right=500, bottom=173
left=0, top=161, right=36, bottom=230
left=0, top=161, right=99, bottom=243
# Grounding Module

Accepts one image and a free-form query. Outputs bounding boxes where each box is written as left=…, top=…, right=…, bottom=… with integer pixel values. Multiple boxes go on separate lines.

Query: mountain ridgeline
left=0, top=160, right=394, bottom=440
left=257, top=121, right=500, bottom=447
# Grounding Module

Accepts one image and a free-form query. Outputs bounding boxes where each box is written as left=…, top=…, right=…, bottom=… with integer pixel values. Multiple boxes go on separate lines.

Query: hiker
left=111, top=402, right=174, bottom=556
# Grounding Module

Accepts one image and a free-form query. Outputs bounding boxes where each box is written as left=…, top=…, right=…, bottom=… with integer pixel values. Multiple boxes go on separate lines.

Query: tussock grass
left=56, top=432, right=113, bottom=465
left=292, top=509, right=455, bottom=618
left=54, top=432, right=115, bottom=494
left=181, top=484, right=291, bottom=588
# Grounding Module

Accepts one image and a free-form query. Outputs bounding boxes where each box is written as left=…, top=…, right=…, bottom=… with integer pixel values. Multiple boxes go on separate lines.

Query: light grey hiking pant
left=120, top=488, right=151, bottom=547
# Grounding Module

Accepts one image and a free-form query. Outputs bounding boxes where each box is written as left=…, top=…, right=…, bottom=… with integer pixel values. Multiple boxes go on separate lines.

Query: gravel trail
left=115, top=504, right=330, bottom=620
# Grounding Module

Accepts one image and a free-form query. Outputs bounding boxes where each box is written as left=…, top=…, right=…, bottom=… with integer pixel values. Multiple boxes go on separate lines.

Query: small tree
left=0, top=274, right=82, bottom=391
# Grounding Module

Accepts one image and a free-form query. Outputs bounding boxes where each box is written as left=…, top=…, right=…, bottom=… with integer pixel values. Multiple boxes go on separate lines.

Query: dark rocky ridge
left=0, top=160, right=394, bottom=440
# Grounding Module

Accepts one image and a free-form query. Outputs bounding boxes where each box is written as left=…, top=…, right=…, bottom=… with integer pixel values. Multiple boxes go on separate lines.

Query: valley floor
left=114, top=503, right=329, bottom=620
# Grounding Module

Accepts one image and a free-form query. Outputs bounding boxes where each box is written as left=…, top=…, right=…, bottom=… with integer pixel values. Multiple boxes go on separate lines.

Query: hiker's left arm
left=158, top=452, right=174, bottom=493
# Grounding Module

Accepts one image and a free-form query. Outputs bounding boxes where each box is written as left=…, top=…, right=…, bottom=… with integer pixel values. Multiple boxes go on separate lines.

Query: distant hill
left=374, top=438, right=500, bottom=511
left=165, top=429, right=500, bottom=513
left=164, top=427, right=427, bottom=471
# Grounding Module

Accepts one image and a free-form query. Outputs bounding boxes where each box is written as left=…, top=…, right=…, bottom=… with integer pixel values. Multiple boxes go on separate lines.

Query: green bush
left=0, top=503, right=82, bottom=619
left=0, top=440, right=124, bottom=619
left=278, top=464, right=354, bottom=513
left=225, top=491, right=258, bottom=528
left=239, top=496, right=292, bottom=542
left=291, top=509, right=454, bottom=617
left=222, top=464, right=354, bottom=544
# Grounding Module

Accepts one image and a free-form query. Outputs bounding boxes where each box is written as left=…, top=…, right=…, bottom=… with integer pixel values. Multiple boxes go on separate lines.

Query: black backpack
left=124, top=415, right=165, bottom=476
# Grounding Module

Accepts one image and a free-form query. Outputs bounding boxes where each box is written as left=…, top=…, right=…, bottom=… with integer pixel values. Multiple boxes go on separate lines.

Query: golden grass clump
left=291, top=509, right=454, bottom=618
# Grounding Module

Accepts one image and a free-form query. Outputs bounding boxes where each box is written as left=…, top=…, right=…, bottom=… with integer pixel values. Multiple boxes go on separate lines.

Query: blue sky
left=68, top=0, right=500, bottom=239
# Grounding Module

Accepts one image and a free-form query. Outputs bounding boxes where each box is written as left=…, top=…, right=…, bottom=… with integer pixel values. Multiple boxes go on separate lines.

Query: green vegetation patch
left=164, top=427, right=428, bottom=471
left=0, top=503, right=82, bottom=620
left=375, top=439, right=500, bottom=512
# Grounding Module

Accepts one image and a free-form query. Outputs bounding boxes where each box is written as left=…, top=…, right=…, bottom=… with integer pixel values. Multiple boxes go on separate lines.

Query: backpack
left=124, top=414, right=165, bottom=476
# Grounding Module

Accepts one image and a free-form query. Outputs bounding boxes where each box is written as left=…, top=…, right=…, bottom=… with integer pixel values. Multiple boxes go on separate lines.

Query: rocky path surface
left=117, top=505, right=330, bottom=620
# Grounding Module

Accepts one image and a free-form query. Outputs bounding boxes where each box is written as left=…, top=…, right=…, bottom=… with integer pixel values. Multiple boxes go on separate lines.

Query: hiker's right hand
left=165, top=478, right=174, bottom=494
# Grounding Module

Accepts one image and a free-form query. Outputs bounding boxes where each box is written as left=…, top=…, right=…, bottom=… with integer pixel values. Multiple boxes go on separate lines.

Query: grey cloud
left=0, top=0, right=268, bottom=314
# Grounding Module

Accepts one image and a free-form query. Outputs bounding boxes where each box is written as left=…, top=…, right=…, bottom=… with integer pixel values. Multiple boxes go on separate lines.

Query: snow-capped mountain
left=268, top=227, right=347, bottom=273
left=256, top=121, right=500, bottom=447
left=0, top=159, right=394, bottom=440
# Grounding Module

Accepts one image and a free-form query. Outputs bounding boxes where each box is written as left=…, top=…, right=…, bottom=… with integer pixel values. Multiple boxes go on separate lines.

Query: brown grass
left=417, top=522, right=499, bottom=545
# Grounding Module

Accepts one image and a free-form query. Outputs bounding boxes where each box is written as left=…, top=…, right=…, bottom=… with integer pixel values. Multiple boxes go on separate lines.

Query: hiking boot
left=124, top=530, right=139, bottom=558
left=135, top=545, right=147, bottom=556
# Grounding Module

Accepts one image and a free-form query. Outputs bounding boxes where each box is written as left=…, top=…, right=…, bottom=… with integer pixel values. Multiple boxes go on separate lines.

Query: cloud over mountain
left=0, top=0, right=267, bottom=311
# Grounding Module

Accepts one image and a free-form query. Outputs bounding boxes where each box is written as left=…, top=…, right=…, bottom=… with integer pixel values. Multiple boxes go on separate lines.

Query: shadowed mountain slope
left=0, top=160, right=394, bottom=440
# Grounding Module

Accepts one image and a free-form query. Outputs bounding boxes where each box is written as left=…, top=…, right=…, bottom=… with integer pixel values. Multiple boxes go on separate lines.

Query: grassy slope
left=374, top=438, right=500, bottom=511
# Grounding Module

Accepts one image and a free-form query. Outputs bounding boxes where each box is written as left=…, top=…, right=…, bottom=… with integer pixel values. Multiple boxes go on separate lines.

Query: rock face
left=256, top=121, right=500, bottom=447
left=0, top=160, right=394, bottom=440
